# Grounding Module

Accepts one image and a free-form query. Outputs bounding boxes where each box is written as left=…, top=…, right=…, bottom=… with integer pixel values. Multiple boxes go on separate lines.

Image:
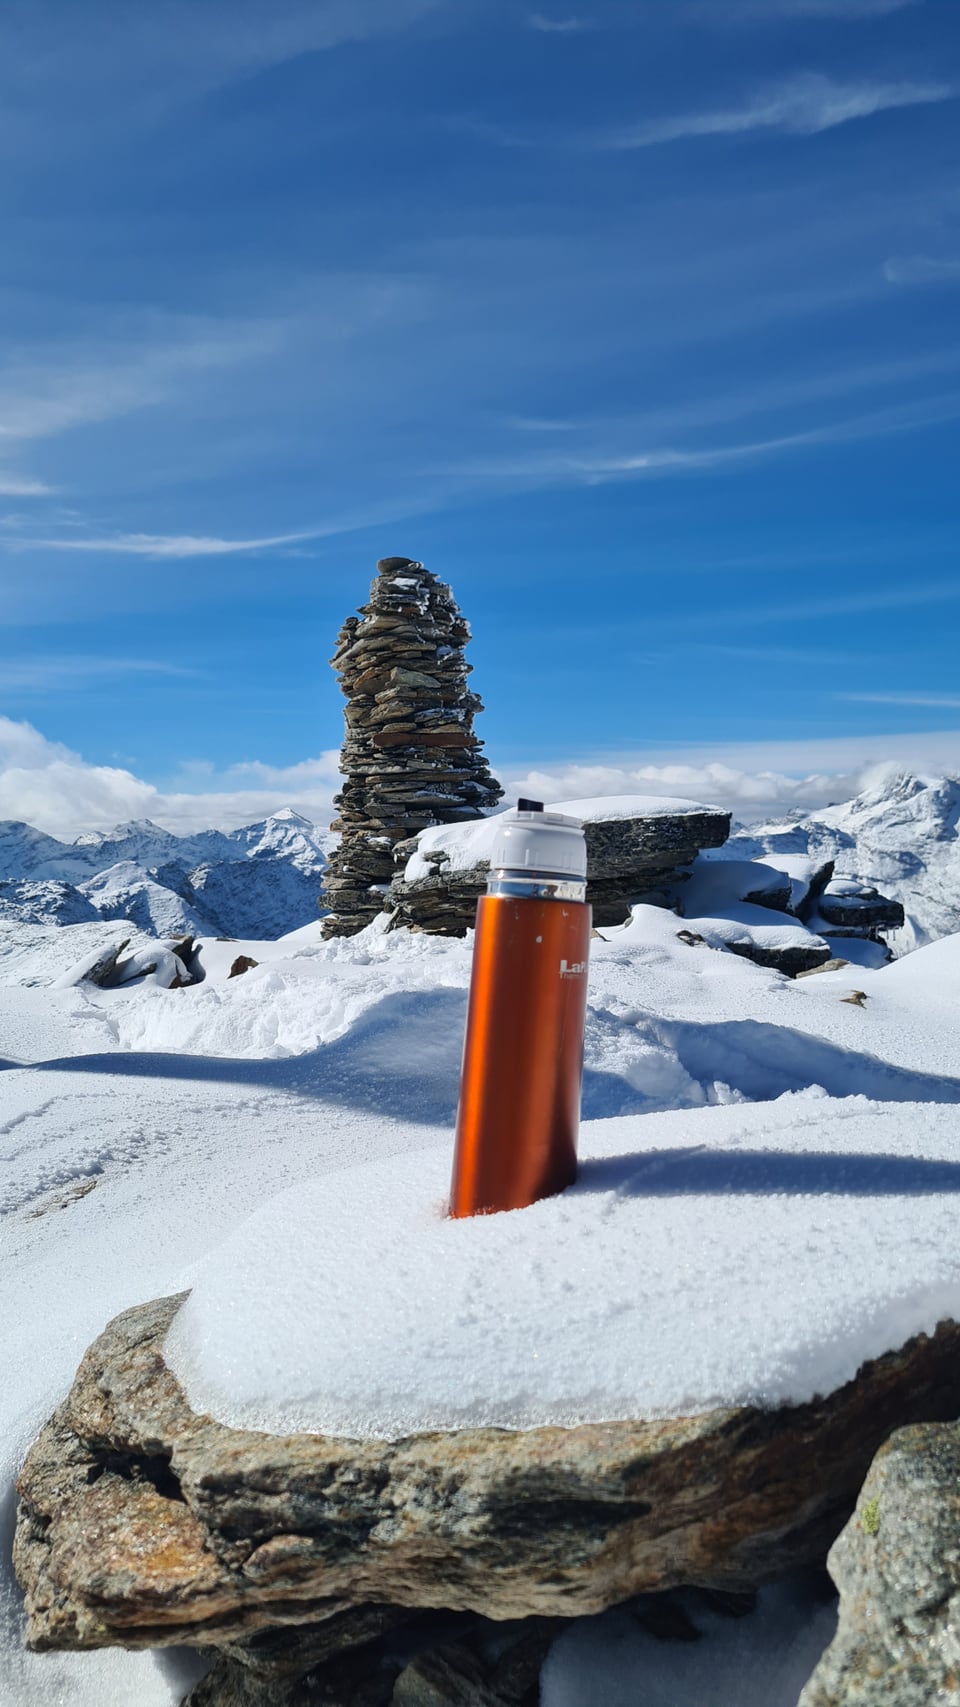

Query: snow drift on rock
left=166, top=1093, right=960, bottom=1438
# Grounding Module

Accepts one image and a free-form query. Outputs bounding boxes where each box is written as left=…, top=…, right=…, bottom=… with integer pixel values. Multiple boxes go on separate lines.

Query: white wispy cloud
left=508, top=346, right=960, bottom=445
left=884, top=255, right=960, bottom=286
left=0, top=314, right=284, bottom=447
left=11, top=529, right=323, bottom=560
left=528, top=13, right=592, bottom=31
left=0, top=1, right=445, bottom=146
left=603, top=72, right=953, bottom=149
left=444, top=389, right=960, bottom=490
left=641, top=578, right=960, bottom=638
left=838, top=692, right=960, bottom=708
left=0, top=471, right=50, bottom=496
left=506, top=415, right=581, bottom=432
left=0, top=656, right=197, bottom=691
left=711, top=0, right=920, bottom=19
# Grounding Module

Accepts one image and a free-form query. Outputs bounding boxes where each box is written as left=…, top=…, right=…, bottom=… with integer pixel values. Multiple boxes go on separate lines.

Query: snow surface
left=167, top=1092, right=960, bottom=1436
left=5, top=865, right=960, bottom=1703
left=540, top=1574, right=837, bottom=1707
left=681, top=856, right=789, bottom=913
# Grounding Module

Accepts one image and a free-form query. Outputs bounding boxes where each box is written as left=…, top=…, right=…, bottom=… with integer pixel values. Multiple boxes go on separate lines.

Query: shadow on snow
left=573, top=1146, right=960, bottom=1198
left=6, top=993, right=960, bottom=1128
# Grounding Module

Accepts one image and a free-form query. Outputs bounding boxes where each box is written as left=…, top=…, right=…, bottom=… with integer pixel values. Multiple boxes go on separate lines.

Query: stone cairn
left=320, top=557, right=503, bottom=937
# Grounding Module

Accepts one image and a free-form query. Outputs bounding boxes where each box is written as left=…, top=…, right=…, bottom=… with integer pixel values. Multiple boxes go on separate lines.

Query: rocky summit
left=15, top=1294, right=960, bottom=1705
left=320, top=557, right=503, bottom=938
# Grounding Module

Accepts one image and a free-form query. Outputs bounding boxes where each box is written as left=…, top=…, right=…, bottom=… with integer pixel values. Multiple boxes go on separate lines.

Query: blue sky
left=2, top=0, right=960, bottom=832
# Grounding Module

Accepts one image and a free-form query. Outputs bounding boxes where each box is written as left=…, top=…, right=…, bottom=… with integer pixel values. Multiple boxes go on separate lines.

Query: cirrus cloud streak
left=603, top=72, right=953, bottom=149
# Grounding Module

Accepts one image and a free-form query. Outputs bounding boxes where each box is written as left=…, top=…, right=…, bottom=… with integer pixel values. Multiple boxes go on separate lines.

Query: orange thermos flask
left=449, top=801, right=591, bottom=1218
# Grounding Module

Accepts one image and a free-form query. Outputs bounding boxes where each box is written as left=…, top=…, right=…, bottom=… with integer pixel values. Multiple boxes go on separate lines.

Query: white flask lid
left=488, top=802, right=587, bottom=879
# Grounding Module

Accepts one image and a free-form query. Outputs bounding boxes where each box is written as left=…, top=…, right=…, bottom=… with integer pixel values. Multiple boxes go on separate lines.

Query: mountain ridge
left=0, top=772, right=956, bottom=950
left=0, top=809, right=335, bottom=939
left=728, top=769, right=960, bottom=953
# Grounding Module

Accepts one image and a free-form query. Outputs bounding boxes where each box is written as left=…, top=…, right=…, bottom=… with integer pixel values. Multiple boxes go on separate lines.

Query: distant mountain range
left=0, top=809, right=334, bottom=939
left=729, top=770, right=960, bottom=954
left=0, top=771, right=957, bottom=951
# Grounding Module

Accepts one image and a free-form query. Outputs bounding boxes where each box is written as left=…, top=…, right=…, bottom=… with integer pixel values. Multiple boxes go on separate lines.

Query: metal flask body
left=449, top=806, right=591, bottom=1218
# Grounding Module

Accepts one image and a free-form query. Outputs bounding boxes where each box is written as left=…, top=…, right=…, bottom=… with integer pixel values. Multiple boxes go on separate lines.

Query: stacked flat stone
left=320, top=557, right=503, bottom=937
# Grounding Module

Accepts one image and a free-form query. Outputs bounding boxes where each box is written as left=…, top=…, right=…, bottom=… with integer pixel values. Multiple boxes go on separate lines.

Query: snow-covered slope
left=728, top=770, right=960, bottom=954
left=0, top=808, right=334, bottom=939
left=78, top=860, right=210, bottom=937
left=0, top=879, right=99, bottom=926
left=5, top=903, right=960, bottom=1706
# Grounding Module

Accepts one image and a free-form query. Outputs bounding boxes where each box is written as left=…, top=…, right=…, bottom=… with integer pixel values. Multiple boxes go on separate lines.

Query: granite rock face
left=320, top=559, right=502, bottom=937
left=15, top=1294, right=960, bottom=1674
left=799, top=1421, right=960, bottom=1706
left=389, top=805, right=732, bottom=934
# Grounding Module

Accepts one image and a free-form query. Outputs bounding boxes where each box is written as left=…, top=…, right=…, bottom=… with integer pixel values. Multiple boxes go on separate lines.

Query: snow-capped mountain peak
left=230, top=809, right=335, bottom=870
left=0, top=809, right=336, bottom=938
left=732, top=770, right=960, bottom=954
left=818, top=769, right=960, bottom=847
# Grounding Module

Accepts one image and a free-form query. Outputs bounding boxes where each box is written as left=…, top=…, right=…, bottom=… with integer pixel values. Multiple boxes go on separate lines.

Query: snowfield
left=4, top=783, right=960, bottom=1705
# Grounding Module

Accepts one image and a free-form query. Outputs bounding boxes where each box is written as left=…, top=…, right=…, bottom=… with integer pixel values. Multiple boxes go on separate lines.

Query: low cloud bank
left=2, top=717, right=960, bottom=838
left=502, top=731, right=960, bottom=820
left=0, top=718, right=341, bottom=837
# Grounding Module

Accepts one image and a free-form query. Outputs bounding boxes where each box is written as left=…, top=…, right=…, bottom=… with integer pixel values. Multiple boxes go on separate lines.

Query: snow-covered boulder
left=684, top=846, right=902, bottom=969
left=390, top=795, right=731, bottom=932
left=52, top=933, right=194, bottom=989
left=680, top=904, right=833, bottom=976
left=811, top=879, right=905, bottom=936
left=15, top=1288, right=960, bottom=1671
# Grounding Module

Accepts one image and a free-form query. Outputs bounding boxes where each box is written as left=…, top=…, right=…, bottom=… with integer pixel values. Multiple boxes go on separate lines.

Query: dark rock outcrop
left=724, top=937, right=834, bottom=978
left=15, top=1294, right=960, bottom=1676
left=799, top=1421, right=960, bottom=1705
left=389, top=805, right=732, bottom=934
left=811, top=882, right=906, bottom=938
left=320, top=559, right=502, bottom=938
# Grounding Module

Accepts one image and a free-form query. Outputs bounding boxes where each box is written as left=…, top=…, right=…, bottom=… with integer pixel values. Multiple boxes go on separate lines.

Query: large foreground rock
left=799, top=1421, right=960, bottom=1705
left=15, top=1295, right=960, bottom=1662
